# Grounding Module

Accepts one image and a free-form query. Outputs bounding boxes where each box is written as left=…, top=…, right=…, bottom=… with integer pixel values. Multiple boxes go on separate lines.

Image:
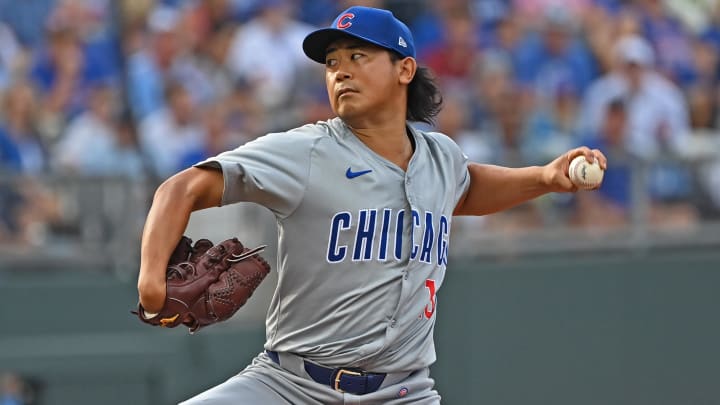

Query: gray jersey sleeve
left=454, top=149, right=470, bottom=207
left=427, top=131, right=471, bottom=207
left=194, top=128, right=321, bottom=218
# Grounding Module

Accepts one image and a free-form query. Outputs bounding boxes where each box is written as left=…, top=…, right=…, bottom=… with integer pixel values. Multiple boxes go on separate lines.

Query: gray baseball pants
left=180, top=351, right=441, bottom=404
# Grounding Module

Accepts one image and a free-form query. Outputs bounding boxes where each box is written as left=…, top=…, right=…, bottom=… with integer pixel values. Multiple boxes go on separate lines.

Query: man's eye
left=351, top=53, right=363, bottom=60
left=326, top=59, right=337, bottom=67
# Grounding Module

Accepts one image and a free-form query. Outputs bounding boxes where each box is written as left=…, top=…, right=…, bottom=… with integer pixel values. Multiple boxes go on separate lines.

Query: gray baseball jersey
left=196, top=117, right=469, bottom=373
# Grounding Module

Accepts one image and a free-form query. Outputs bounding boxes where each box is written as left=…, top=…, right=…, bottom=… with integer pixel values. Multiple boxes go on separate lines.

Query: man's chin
left=336, top=107, right=362, bottom=123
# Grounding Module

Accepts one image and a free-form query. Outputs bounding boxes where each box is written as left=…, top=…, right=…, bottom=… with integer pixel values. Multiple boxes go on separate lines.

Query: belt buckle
left=334, top=368, right=363, bottom=392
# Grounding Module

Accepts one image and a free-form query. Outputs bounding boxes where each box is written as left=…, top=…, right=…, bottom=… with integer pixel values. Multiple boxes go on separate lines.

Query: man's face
left=169, top=88, right=193, bottom=125
left=324, top=37, right=402, bottom=123
left=603, top=107, right=627, bottom=145
left=622, top=61, right=644, bottom=89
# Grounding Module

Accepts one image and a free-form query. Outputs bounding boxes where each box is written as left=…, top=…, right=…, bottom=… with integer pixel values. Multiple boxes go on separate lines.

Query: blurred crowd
left=2, top=0, right=720, bottom=245
left=0, top=372, right=36, bottom=405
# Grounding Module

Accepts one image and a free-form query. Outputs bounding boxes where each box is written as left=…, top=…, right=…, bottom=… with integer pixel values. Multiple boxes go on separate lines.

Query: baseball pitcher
left=136, top=6, right=607, bottom=404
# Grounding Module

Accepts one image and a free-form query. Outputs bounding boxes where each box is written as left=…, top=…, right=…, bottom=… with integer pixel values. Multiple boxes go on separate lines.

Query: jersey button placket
left=390, top=319, right=397, bottom=328
left=405, top=175, right=413, bottom=204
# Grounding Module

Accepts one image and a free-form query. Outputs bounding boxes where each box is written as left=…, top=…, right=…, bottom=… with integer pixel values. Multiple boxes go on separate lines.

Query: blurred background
left=0, top=0, right=719, bottom=404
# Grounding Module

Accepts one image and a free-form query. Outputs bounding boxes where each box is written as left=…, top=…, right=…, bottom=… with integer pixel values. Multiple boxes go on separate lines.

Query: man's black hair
left=389, top=51, right=443, bottom=125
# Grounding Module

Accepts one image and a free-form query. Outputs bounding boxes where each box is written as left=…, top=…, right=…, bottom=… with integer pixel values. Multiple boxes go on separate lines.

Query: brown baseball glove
left=133, top=236, right=270, bottom=333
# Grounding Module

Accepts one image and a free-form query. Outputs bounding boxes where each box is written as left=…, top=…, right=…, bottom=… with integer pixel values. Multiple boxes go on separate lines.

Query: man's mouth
left=337, top=88, right=357, bottom=98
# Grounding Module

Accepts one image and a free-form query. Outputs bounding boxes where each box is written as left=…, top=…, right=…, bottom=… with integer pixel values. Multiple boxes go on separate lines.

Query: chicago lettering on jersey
left=326, top=209, right=450, bottom=266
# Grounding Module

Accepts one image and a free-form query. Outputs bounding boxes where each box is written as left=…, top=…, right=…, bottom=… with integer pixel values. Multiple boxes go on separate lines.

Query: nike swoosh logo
left=346, top=167, right=373, bottom=179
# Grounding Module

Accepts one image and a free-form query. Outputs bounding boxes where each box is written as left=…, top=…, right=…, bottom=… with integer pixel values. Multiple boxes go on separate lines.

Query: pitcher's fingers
left=558, top=173, right=578, bottom=192
left=592, top=149, right=608, bottom=170
left=567, top=146, right=594, bottom=164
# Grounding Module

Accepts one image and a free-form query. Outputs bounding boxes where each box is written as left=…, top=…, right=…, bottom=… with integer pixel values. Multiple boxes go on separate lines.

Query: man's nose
left=334, top=69, right=352, bottom=81
left=334, top=58, right=353, bottom=81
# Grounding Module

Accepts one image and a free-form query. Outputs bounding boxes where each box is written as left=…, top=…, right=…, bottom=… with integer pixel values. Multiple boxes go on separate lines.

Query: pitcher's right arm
left=137, top=167, right=224, bottom=313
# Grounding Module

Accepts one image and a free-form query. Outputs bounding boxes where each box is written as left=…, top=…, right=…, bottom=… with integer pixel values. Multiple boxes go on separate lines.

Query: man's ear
left=398, top=57, right=417, bottom=85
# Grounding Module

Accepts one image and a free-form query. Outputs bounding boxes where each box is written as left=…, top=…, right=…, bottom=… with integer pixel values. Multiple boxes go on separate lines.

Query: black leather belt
left=266, top=350, right=386, bottom=395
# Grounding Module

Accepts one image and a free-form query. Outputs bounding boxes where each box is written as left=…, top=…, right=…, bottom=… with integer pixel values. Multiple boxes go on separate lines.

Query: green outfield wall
left=1, top=247, right=718, bottom=405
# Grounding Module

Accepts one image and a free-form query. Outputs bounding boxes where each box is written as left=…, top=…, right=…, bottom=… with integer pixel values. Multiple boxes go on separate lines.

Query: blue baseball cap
left=303, top=6, right=415, bottom=64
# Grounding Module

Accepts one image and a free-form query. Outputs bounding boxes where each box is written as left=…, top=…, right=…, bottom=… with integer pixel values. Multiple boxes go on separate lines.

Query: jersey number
left=424, top=279, right=437, bottom=319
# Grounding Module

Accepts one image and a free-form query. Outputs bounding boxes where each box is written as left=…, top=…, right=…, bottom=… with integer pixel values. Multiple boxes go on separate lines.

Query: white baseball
left=568, top=155, right=604, bottom=189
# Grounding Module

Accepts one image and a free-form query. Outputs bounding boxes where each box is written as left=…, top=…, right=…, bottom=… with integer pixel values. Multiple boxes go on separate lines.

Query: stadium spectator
left=0, top=23, right=21, bottom=92
left=691, top=35, right=719, bottom=86
left=512, top=0, right=593, bottom=24
left=299, top=0, right=388, bottom=25
left=126, top=5, right=208, bottom=120
left=29, top=0, right=121, bottom=138
left=421, top=8, right=481, bottom=89
left=634, top=0, right=696, bottom=85
left=225, top=0, right=316, bottom=111
left=53, top=85, right=145, bottom=178
left=189, top=23, right=238, bottom=108
left=578, top=35, right=689, bottom=159
left=297, top=0, right=345, bottom=26
left=177, top=102, right=245, bottom=172
left=0, top=82, right=47, bottom=174
left=226, top=0, right=265, bottom=23
left=664, top=0, right=717, bottom=35
left=46, top=0, right=123, bottom=83
left=0, top=82, right=60, bottom=245
left=700, top=3, right=720, bottom=57
left=482, top=11, right=524, bottom=63
left=579, top=35, right=697, bottom=204
left=30, top=26, right=88, bottom=140
left=584, top=6, right=643, bottom=74
left=436, top=91, right=492, bottom=163
left=187, top=0, right=236, bottom=39
left=291, top=72, right=335, bottom=129
left=576, top=98, right=700, bottom=229
left=522, top=79, right=580, bottom=165
left=468, top=51, right=529, bottom=166
left=573, top=98, right=634, bottom=228
left=0, top=0, right=55, bottom=47
left=0, top=372, right=24, bottom=405
left=139, top=81, right=205, bottom=179
left=224, top=79, right=267, bottom=141
left=0, top=83, right=39, bottom=243
left=513, top=6, right=597, bottom=98
left=409, top=0, right=472, bottom=56
left=0, top=82, right=59, bottom=244
left=685, top=37, right=719, bottom=131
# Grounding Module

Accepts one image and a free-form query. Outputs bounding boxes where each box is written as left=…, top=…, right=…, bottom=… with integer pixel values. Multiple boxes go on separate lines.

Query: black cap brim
left=303, top=29, right=354, bottom=63
left=303, top=28, right=397, bottom=64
